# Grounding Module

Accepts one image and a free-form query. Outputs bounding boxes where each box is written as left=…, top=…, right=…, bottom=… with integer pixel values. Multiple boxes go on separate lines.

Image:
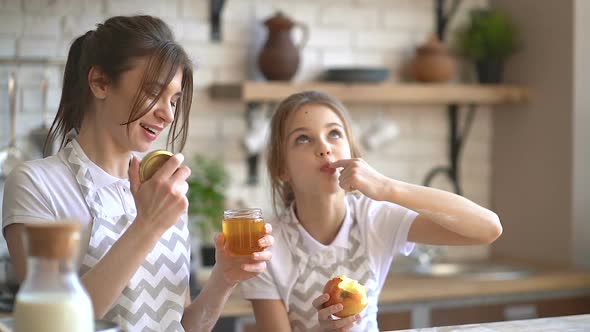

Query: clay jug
left=258, top=12, right=308, bottom=81
left=409, top=34, right=456, bottom=83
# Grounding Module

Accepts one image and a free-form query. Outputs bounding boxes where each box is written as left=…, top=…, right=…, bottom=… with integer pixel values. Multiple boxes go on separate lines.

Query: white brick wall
left=62, top=16, right=106, bottom=39
left=105, top=0, right=179, bottom=18
left=0, top=39, right=16, bottom=57
left=23, top=15, right=61, bottom=38
left=0, top=0, right=21, bottom=13
left=18, top=38, right=59, bottom=57
left=178, top=0, right=207, bottom=20
left=0, top=0, right=492, bottom=260
left=307, top=28, right=352, bottom=48
left=320, top=6, right=379, bottom=29
left=0, top=15, right=24, bottom=36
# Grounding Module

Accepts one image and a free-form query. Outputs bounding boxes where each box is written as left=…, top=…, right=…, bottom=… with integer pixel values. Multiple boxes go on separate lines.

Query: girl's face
left=282, top=104, right=352, bottom=195
left=101, top=58, right=182, bottom=153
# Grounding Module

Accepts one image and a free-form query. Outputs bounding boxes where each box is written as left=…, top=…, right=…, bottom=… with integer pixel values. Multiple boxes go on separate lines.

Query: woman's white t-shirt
left=2, top=141, right=135, bottom=265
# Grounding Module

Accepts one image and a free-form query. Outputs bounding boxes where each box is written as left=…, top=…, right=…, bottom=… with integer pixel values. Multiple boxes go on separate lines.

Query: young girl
left=2, top=16, right=273, bottom=332
left=240, top=90, right=502, bottom=332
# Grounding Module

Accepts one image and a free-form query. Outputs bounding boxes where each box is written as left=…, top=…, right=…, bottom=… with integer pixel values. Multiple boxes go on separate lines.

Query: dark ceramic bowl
left=322, top=67, right=390, bottom=83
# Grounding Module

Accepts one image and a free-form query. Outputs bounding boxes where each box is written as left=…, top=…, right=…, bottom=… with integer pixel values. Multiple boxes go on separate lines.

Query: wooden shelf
left=209, top=81, right=531, bottom=105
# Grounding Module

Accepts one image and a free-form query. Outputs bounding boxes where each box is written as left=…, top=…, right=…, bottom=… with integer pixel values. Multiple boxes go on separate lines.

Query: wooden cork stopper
left=24, top=221, right=81, bottom=259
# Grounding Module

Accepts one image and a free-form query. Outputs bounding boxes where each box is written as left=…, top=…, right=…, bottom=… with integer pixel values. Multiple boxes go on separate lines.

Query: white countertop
left=390, top=314, right=590, bottom=331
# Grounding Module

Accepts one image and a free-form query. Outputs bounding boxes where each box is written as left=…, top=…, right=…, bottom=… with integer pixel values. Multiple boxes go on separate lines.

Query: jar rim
left=224, top=208, right=262, bottom=219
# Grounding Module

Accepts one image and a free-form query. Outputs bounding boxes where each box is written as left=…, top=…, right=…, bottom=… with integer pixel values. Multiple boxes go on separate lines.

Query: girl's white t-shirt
left=240, top=194, right=417, bottom=329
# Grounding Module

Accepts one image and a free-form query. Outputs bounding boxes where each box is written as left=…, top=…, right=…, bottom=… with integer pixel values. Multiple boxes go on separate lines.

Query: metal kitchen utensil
left=28, top=75, right=52, bottom=156
left=0, top=73, right=25, bottom=179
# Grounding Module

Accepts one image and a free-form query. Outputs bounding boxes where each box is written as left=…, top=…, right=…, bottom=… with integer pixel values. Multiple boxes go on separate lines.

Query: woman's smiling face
left=282, top=103, right=352, bottom=195
left=98, top=57, right=183, bottom=153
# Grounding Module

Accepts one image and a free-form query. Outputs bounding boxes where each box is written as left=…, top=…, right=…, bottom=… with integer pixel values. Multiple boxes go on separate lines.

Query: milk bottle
left=14, top=221, right=94, bottom=332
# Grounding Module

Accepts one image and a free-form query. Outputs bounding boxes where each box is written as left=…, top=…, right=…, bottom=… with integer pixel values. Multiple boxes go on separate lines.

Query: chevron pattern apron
left=61, top=141, right=190, bottom=332
left=284, top=211, right=379, bottom=332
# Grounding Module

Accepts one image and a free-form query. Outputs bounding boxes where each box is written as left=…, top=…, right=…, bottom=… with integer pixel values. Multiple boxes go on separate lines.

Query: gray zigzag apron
left=60, top=141, right=190, bottom=332
left=283, top=210, right=379, bottom=332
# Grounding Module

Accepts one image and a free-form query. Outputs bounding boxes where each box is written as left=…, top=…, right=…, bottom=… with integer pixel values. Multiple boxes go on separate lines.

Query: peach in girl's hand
left=322, top=275, right=368, bottom=317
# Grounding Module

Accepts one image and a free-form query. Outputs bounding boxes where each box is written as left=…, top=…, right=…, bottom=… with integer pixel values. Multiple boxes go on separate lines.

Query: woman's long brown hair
left=45, top=15, right=193, bottom=156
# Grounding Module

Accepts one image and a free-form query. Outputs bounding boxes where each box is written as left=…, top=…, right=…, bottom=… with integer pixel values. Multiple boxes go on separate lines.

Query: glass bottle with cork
left=14, top=221, right=94, bottom=332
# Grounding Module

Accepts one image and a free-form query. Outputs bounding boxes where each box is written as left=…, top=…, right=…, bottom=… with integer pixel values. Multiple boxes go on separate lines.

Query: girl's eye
left=329, top=129, right=342, bottom=139
left=171, top=99, right=178, bottom=108
left=295, top=135, right=310, bottom=144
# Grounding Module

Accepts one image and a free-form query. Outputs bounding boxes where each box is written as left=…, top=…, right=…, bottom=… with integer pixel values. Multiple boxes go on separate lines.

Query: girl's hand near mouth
left=330, top=158, right=392, bottom=201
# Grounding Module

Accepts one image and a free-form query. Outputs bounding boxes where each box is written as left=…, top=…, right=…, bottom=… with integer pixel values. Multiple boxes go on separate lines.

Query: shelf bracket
left=209, top=0, right=226, bottom=42
left=244, top=102, right=261, bottom=186
left=422, top=104, right=476, bottom=195
left=421, top=0, right=472, bottom=195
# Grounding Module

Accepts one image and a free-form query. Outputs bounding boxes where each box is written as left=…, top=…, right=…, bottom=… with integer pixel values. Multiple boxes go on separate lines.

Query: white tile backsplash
left=23, top=15, right=61, bottom=38
left=62, top=15, right=106, bottom=39
left=174, top=20, right=210, bottom=42
left=319, top=6, right=379, bottom=29
left=105, top=0, right=179, bottom=18
left=321, top=49, right=355, bottom=67
left=306, top=28, right=352, bottom=48
left=18, top=38, right=59, bottom=57
left=23, top=0, right=62, bottom=14
left=178, top=0, right=208, bottom=20
left=0, top=39, right=16, bottom=57
left=353, top=29, right=412, bottom=51
left=0, top=15, right=24, bottom=37
left=0, top=0, right=22, bottom=14
left=382, top=7, right=434, bottom=31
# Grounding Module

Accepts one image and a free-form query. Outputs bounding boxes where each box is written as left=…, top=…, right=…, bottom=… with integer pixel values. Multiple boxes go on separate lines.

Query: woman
left=2, top=15, right=273, bottom=332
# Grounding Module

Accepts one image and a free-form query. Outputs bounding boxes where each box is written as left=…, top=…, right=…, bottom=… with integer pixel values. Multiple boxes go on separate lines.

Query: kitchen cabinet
left=393, top=313, right=590, bottom=332
left=429, top=295, right=590, bottom=327
left=377, top=311, right=412, bottom=330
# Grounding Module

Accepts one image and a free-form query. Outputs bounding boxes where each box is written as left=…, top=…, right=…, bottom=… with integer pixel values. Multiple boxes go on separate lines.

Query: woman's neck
left=293, top=191, right=346, bottom=245
left=77, top=119, right=130, bottom=179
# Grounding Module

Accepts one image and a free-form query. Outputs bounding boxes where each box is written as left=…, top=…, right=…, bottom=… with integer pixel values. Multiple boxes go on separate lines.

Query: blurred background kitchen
left=0, top=0, right=588, bottom=331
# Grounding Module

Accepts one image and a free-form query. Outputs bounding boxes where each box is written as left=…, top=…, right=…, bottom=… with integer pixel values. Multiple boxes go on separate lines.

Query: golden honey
left=223, top=208, right=265, bottom=256
left=140, top=150, right=173, bottom=182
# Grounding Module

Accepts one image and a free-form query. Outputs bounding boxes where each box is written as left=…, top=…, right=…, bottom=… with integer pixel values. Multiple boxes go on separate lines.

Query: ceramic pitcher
left=258, top=11, right=309, bottom=81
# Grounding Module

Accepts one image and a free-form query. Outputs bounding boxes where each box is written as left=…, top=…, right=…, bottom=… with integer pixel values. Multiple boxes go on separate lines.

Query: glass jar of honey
left=222, top=208, right=265, bottom=256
